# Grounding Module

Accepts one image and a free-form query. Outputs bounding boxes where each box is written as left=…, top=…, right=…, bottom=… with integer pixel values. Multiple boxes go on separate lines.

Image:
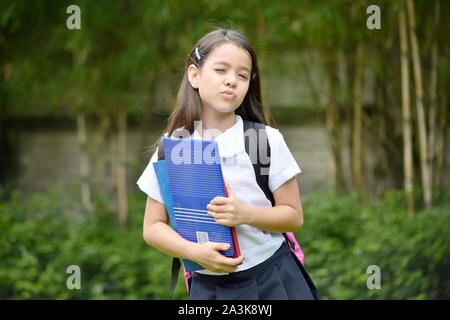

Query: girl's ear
left=187, top=64, right=200, bottom=89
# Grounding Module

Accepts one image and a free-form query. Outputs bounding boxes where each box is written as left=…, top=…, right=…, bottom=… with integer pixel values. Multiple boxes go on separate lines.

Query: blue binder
left=153, top=160, right=203, bottom=271
left=152, top=137, right=240, bottom=272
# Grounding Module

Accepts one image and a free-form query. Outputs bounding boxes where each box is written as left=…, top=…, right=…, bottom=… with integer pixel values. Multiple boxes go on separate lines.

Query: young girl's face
left=188, top=42, right=252, bottom=115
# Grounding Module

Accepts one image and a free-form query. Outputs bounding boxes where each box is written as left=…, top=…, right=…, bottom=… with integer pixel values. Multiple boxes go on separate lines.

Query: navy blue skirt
left=189, top=242, right=317, bottom=300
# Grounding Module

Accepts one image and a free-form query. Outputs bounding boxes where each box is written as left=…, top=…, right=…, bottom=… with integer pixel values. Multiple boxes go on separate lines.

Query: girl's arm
left=243, top=177, right=303, bottom=233
left=143, top=196, right=244, bottom=273
left=208, top=177, right=303, bottom=233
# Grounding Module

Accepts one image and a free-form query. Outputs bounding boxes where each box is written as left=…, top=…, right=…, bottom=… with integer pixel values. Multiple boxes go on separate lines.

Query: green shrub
left=1, top=187, right=448, bottom=299
left=0, top=188, right=187, bottom=299
left=297, top=190, right=450, bottom=299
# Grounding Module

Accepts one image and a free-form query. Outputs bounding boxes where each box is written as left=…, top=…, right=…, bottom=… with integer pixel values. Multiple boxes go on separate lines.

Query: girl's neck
left=198, top=109, right=236, bottom=140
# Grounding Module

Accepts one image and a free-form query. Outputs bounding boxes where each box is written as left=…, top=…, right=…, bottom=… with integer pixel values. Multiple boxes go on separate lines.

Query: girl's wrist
left=241, top=203, right=255, bottom=226
left=185, top=241, right=201, bottom=261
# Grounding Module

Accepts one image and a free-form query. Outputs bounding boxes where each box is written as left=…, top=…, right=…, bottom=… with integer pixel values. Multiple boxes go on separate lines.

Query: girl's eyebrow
left=213, top=61, right=251, bottom=73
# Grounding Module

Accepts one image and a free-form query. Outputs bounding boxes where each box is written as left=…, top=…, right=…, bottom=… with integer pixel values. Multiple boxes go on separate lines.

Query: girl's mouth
left=220, top=92, right=236, bottom=100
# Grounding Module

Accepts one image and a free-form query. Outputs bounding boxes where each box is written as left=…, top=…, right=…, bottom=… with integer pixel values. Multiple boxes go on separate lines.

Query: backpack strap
left=242, top=121, right=318, bottom=299
left=242, top=120, right=275, bottom=207
left=157, top=138, right=165, bottom=161
left=242, top=122, right=294, bottom=246
left=242, top=122, right=296, bottom=249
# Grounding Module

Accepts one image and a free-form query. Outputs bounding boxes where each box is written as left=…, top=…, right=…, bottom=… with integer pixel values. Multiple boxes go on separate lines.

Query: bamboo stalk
left=116, top=108, right=128, bottom=227
left=406, top=0, right=433, bottom=208
left=428, top=0, right=440, bottom=192
left=375, top=82, right=388, bottom=197
left=77, top=112, right=93, bottom=212
left=399, top=9, right=414, bottom=215
left=352, top=42, right=364, bottom=191
left=95, top=113, right=111, bottom=194
left=435, top=91, right=447, bottom=191
left=429, top=42, right=437, bottom=191
left=325, top=50, right=345, bottom=191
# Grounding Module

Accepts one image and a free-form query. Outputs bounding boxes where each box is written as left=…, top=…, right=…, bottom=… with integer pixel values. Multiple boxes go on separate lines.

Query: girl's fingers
left=220, top=255, right=245, bottom=267
left=214, top=257, right=244, bottom=273
left=229, top=255, right=245, bottom=266
left=210, top=197, right=228, bottom=205
left=212, top=216, right=232, bottom=225
left=215, top=219, right=234, bottom=226
left=209, top=242, right=230, bottom=252
left=207, top=203, right=227, bottom=212
left=221, top=265, right=238, bottom=273
left=208, top=211, right=228, bottom=219
left=204, top=243, right=244, bottom=272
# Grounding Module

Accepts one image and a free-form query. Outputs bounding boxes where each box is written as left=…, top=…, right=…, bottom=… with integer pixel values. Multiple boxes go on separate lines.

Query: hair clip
left=195, top=47, right=202, bottom=61
left=252, top=72, right=257, bottom=80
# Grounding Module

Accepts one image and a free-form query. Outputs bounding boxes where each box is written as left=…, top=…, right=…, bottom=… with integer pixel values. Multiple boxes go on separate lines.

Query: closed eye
left=215, top=69, right=249, bottom=80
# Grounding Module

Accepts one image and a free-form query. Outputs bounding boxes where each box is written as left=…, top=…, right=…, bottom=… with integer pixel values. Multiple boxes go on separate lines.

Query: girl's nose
left=225, top=75, right=237, bottom=87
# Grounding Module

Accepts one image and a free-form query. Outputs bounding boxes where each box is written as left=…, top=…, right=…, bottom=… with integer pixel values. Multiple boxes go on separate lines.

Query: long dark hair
left=162, top=27, right=270, bottom=141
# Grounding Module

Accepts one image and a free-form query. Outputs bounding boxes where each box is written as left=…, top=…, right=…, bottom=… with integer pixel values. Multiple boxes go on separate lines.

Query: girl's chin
left=206, top=104, right=239, bottom=114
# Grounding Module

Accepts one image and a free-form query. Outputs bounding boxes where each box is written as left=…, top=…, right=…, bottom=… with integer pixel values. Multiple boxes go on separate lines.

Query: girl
left=137, top=28, right=317, bottom=300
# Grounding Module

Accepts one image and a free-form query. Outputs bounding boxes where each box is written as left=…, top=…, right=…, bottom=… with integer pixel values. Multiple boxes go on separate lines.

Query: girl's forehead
left=206, top=42, right=252, bottom=69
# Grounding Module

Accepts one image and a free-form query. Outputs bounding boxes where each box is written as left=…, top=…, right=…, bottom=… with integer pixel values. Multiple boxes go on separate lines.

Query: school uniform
left=137, top=114, right=316, bottom=300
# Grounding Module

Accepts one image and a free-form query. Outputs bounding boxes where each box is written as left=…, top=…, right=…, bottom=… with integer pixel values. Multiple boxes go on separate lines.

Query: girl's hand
left=192, top=242, right=245, bottom=273
left=207, top=180, right=249, bottom=227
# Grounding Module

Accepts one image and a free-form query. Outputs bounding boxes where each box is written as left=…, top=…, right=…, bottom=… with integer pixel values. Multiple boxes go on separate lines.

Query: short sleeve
left=136, top=147, right=165, bottom=204
left=266, top=126, right=302, bottom=192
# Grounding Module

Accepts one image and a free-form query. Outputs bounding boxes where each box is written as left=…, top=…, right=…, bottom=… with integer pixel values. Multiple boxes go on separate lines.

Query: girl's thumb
left=214, top=243, right=230, bottom=251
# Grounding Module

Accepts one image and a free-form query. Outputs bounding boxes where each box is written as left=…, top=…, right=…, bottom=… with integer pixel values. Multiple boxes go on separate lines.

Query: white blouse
left=137, top=114, right=301, bottom=275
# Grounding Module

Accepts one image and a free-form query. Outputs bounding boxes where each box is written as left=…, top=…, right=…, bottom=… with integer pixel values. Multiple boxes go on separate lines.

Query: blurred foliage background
left=1, top=188, right=448, bottom=299
left=0, top=0, right=449, bottom=299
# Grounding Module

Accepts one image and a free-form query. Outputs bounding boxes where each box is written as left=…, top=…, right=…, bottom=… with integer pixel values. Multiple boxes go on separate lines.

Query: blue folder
left=153, top=160, right=203, bottom=272
left=152, top=137, right=240, bottom=272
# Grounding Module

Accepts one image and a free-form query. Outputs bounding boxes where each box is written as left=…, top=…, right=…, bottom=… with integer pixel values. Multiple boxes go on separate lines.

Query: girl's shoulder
left=262, top=124, right=285, bottom=144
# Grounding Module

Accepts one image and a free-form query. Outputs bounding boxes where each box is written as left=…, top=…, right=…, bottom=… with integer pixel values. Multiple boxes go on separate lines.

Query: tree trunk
left=95, top=113, right=112, bottom=195
left=299, top=51, right=322, bottom=108
left=406, top=0, right=432, bottom=208
left=435, top=91, right=447, bottom=192
left=256, top=9, right=272, bottom=121
left=116, top=108, right=128, bottom=227
left=428, top=0, right=440, bottom=193
left=351, top=43, right=364, bottom=191
left=77, top=112, right=93, bottom=212
left=325, top=50, right=345, bottom=191
left=428, top=41, right=437, bottom=193
left=110, top=130, right=118, bottom=213
left=374, top=81, right=389, bottom=197
left=399, top=9, right=415, bottom=215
